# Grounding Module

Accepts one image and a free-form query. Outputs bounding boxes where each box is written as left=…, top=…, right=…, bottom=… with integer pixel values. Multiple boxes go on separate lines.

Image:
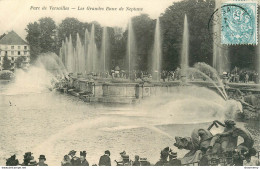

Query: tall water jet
left=60, top=40, right=66, bottom=65
left=180, top=14, right=189, bottom=79
left=73, top=47, right=77, bottom=73
left=213, top=0, right=229, bottom=74
left=84, top=29, right=90, bottom=74
left=64, top=37, right=69, bottom=70
left=101, top=27, right=110, bottom=72
left=67, top=35, right=74, bottom=73
left=257, top=15, right=260, bottom=85
left=88, top=24, right=97, bottom=73
left=127, top=18, right=136, bottom=77
left=76, top=33, right=85, bottom=74
left=152, top=18, right=162, bottom=81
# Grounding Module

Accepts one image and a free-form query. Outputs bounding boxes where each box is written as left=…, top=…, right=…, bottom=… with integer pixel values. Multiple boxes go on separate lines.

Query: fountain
left=101, top=26, right=109, bottom=72
left=212, top=0, right=229, bottom=74
left=84, top=29, right=90, bottom=74
left=67, top=35, right=74, bottom=73
left=256, top=14, right=260, bottom=84
left=180, top=14, right=189, bottom=82
left=127, top=18, right=136, bottom=77
left=152, top=18, right=162, bottom=81
left=76, top=33, right=85, bottom=75
left=60, top=24, right=99, bottom=75
left=87, top=24, right=98, bottom=73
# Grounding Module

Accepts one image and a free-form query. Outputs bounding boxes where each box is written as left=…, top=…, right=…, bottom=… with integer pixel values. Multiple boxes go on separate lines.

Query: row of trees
left=25, top=0, right=259, bottom=72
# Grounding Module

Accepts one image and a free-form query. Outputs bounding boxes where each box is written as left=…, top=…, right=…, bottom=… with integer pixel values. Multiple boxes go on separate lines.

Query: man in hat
left=99, top=150, right=111, bottom=166
left=155, top=148, right=169, bottom=166
left=21, top=152, right=33, bottom=166
left=168, top=151, right=181, bottom=166
left=115, top=151, right=130, bottom=166
left=79, top=151, right=89, bottom=166
left=68, top=150, right=81, bottom=166
left=38, top=155, right=48, bottom=166
left=68, top=150, right=76, bottom=158
left=132, top=155, right=140, bottom=166
left=61, top=155, right=71, bottom=166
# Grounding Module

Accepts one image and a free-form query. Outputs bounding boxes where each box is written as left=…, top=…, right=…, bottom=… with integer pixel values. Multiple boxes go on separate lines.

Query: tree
left=132, top=14, right=155, bottom=71
left=15, top=56, right=27, bottom=68
left=2, top=53, right=11, bottom=70
left=160, top=0, right=215, bottom=70
left=38, top=17, right=57, bottom=53
left=57, top=17, right=87, bottom=48
left=26, top=17, right=57, bottom=63
left=25, top=21, right=41, bottom=63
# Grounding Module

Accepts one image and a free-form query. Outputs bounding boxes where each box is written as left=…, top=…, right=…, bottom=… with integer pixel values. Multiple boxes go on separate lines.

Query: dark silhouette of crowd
left=5, top=149, right=183, bottom=166
left=6, top=152, right=48, bottom=166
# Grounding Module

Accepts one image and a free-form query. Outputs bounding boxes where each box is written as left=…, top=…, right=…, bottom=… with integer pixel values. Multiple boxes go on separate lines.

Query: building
left=0, top=30, right=30, bottom=70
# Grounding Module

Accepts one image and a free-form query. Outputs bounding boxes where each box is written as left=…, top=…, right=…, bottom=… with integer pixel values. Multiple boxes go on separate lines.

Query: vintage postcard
left=0, top=0, right=259, bottom=167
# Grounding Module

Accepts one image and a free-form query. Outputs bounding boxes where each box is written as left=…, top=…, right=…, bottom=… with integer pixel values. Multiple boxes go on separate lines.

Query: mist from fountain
left=187, top=67, right=228, bottom=100
left=181, top=14, right=189, bottom=78
left=127, top=18, right=136, bottom=75
left=194, top=62, right=228, bottom=99
left=152, top=18, right=162, bottom=81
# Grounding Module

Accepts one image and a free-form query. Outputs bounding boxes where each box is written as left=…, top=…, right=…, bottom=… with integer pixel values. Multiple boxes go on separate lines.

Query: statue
left=173, top=120, right=255, bottom=166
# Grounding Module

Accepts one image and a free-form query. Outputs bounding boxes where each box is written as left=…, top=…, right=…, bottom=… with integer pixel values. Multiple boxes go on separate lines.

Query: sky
left=0, top=0, right=179, bottom=40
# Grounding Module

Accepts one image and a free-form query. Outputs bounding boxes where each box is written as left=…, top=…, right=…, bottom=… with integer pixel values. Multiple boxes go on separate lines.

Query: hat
left=224, top=120, right=236, bottom=126
left=169, top=152, right=177, bottom=158
left=163, top=147, right=170, bottom=152
left=120, top=151, right=126, bottom=155
left=105, top=150, right=110, bottom=156
left=24, top=152, right=32, bottom=157
left=80, top=151, right=87, bottom=157
left=38, top=155, right=46, bottom=161
left=68, top=150, right=76, bottom=156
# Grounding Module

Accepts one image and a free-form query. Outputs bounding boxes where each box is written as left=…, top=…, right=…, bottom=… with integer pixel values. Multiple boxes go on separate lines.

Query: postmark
left=221, top=2, right=258, bottom=45
left=208, top=5, right=229, bottom=50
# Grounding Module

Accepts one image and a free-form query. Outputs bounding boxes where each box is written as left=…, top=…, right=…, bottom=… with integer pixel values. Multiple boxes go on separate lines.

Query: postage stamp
left=221, top=1, right=258, bottom=45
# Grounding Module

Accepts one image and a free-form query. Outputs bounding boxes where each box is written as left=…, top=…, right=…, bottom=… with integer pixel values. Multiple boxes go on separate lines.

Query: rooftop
left=0, top=31, right=28, bottom=45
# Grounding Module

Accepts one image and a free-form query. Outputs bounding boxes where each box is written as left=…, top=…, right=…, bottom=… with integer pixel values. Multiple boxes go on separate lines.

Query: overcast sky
left=0, top=0, right=179, bottom=40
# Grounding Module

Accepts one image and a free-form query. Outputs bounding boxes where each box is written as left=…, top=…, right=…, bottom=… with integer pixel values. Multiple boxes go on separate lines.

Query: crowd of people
left=5, top=149, right=182, bottom=166
left=66, top=65, right=260, bottom=84
left=6, top=153, right=48, bottom=166
left=4, top=119, right=260, bottom=166
left=225, top=71, right=259, bottom=84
